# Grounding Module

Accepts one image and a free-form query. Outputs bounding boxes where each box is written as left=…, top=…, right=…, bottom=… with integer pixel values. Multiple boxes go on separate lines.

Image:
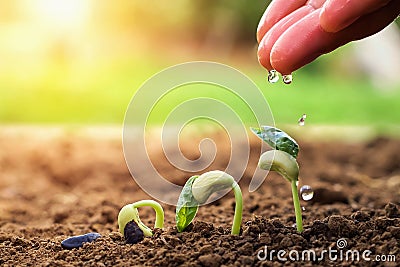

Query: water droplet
left=292, top=223, right=297, bottom=228
left=300, top=185, right=314, bottom=201
left=298, top=114, right=306, bottom=126
left=302, top=206, right=306, bottom=211
left=268, top=70, right=279, bottom=83
left=282, top=74, right=292, bottom=84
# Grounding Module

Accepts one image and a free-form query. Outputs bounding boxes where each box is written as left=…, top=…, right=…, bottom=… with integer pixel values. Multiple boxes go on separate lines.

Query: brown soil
left=0, top=128, right=399, bottom=266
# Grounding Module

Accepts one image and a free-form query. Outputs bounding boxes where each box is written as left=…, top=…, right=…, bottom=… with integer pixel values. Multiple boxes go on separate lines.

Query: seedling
left=251, top=126, right=303, bottom=232
left=176, top=170, right=243, bottom=235
left=118, top=200, right=164, bottom=238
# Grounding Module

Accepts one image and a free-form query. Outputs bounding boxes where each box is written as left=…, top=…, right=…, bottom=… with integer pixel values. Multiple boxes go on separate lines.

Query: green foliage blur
left=0, top=0, right=399, bottom=128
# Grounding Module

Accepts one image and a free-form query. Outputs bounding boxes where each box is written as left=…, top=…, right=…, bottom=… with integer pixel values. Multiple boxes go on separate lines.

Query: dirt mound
left=0, top=130, right=399, bottom=266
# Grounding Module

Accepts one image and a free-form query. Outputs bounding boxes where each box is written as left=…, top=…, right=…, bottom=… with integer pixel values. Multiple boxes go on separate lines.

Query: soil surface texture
left=0, top=128, right=399, bottom=266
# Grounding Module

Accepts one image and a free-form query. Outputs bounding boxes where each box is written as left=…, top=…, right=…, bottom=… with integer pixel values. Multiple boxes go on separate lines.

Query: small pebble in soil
left=385, top=202, right=400, bottom=218
left=328, top=215, right=356, bottom=237
left=61, top=232, right=101, bottom=250
left=124, top=220, right=144, bottom=244
left=300, top=185, right=314, bottom=201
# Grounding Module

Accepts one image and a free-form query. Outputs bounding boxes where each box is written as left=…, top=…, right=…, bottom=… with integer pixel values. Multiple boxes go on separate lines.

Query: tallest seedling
left=251, top=126, right=303, bottom=232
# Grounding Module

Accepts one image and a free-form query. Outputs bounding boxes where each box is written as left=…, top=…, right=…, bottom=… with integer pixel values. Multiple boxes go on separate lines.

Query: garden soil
left=0, top=127, right=399, bottom=266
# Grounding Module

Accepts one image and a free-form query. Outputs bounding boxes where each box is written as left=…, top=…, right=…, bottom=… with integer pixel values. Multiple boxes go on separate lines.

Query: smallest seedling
left=118, top=200, right=164, bottom=242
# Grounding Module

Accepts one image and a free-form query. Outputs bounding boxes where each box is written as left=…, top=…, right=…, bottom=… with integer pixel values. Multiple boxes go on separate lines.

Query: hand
left=257, top=0, right=400, bottom=75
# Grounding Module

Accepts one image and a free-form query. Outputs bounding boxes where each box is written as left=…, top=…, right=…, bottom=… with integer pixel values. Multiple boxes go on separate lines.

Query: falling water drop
left=282, top=74, right=292, bottom=84
left=300, top=185, right=314, bottom=201
left=298, top=114, right=307, bottom=126
left=268, top=70, right=279, bottom=83
left=302, top=207, right=306, bottom=211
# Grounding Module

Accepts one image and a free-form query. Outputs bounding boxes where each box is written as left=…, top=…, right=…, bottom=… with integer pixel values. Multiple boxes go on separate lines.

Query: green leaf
left=176, top=176, right=199, bottom=232
left=251, top=126, right=299, bottom=158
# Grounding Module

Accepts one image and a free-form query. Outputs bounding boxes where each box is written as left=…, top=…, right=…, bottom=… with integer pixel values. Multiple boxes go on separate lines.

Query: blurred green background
left=1, top=0, right=400, bottom=129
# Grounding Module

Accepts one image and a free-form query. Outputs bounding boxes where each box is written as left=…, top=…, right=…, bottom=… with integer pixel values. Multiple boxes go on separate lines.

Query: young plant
left=118, top=200, right=164, bottom=238
left=251, top=126, right=303, bottom=232
left=176, top=170, right=243, bottom=235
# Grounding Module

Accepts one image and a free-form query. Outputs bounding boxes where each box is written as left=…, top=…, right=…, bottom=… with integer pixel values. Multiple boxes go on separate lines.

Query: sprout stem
left=191, top=171, right=243, bottom=235
left=118, top=200, right=164, bottom=237
left=131, top=200, right=164, bottom=229
left=231, top=182, right=243, bottom=235
left=258, top=150, right=303, bottom=233
left=291, top=180, right=303, bottom=232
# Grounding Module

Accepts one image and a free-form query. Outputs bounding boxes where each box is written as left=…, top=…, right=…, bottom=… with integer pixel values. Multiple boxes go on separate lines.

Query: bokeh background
left=1, top=0, right=400, bottom=130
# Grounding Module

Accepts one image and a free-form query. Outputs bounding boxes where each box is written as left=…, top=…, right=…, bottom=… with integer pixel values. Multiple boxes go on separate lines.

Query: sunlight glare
left=32, top=0, right=90, bottom=28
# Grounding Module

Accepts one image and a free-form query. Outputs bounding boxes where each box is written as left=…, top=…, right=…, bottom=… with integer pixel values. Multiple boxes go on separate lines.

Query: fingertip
left=319, top=0, right=391, bottom=33
left=257, top=0, right=309, bottom=43
left=257, top=39, right=273, bottom=71
left=268, top=0, right=399, bottom=74
left=319, top=4, right=338, bottom=32
left=319, top=3, right=358, bottom=33
left=270, top=47, right=295, bottom=75
left=257, top=6, right=315, bottom=72
left=269, top=10, right=327, bottom=74
left=256, top=11, right=268, bottom=43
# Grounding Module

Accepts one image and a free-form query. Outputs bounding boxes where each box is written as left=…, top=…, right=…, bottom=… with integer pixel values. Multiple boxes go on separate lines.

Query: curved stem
left=118, top=200, right=164, bottom=237
left=291, top=180, right=303, bottom=232
left=132, top=200, right=164, bottom=229
left=231, top=182, right=243, bottom=235
left=191, top=171, right=243, bottom=235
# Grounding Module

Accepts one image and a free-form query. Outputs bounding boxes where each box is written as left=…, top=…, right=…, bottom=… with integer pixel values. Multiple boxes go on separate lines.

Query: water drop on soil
left=300, top=185, right=314, bottom=201
left=268, top=70, right=279, bottom=83
left=282, top=74, right=292, bottom=84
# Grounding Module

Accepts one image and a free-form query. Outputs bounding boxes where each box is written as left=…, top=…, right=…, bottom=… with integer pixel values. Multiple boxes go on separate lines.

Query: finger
left=335, top=0, right=400, bottom=41
left=270, top=10, right=328, bottom=74
left=257, top=0, right=307, bottom=43
left=270, top=0, right=400, bottom=74
left=320, top=0, right=392, bottom=32
left=257, top=6, right=315, bottom=70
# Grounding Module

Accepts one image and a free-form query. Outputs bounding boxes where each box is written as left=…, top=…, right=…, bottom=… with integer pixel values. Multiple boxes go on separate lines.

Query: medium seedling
left=251, top=126, right=303, bottom=232
left=176, top=170, right=243, bottom=235
left=118, top=200, right=164, bottom=238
